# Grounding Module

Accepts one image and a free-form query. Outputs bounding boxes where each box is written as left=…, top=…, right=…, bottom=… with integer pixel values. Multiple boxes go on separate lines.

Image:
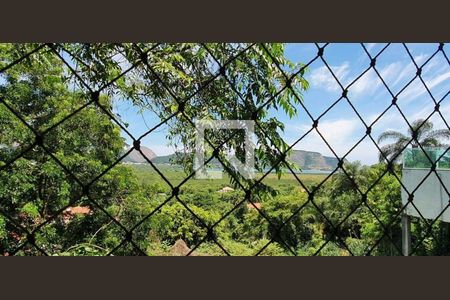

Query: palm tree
left=377, top=119, right=450, bottom=163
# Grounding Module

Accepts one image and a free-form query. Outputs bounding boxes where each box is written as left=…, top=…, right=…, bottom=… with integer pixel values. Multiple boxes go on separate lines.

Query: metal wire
left=0, top=43, right=448, bottom=256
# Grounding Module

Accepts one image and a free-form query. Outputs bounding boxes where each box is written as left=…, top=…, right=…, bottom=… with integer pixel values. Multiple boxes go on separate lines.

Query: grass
left=126, top=163, right=327, bottom=193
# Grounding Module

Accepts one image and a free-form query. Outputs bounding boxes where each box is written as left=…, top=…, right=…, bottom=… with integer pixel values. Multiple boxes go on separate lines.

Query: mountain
left=149, top=149, right=340, bottom=171
left=122, top=146, right=157, bottom=163
left=150, top=152, right=200, bottom=165
left=151, top=153, right=177, bottom=164
left=288, top=150, right=340, bottom=171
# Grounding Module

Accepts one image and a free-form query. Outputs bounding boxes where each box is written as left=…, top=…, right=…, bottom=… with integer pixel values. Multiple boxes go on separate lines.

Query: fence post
left=402, top=213, right=411, bottom=256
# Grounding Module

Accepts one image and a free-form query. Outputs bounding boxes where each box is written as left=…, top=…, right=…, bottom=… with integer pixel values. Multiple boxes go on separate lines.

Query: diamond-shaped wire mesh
left=0, top=43, right=449, bottom=256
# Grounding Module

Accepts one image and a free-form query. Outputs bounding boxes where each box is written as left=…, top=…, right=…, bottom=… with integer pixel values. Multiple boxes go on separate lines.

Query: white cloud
left=398, top=70, right=450, bottom=104
left=389, top=54, right=427, bottom=88
left=366, top=43, right=377, bottom=53
left=414, top=54, right=428, bottom=65
left=350, top=54, right=444, bottom=101
left=287, top=118, right=364, bottom=158
left=308, top=62, right=350, bottom=92
left=316, top=118, right=361, bottom=146
left=308, top=59, right=424, bottom=99
left=283, top=50, right=448, bottom=165
left=425, top=70, right=450, bottom=93
left=433, top=105, right=450, bottom=128
left=379, top=61, right=403, bottom=82
left=410, top=102, right=450, bottom=129
left=349, top=69, right=380, bottom=96
left=144, top=144, right=176, bottom=156
left=346, top=139, right=381, bottom=164
left=367, top=110, right=407, bottom=133
left=348, top=61, right=403, bottom=98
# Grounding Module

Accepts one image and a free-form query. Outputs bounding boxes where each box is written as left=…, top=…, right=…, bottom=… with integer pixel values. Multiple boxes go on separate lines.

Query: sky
left=113, top=43, right=449, bottom=165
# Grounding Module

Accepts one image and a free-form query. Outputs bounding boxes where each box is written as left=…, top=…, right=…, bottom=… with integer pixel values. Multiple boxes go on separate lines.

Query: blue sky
left=113, top=43, right=449, bottom=165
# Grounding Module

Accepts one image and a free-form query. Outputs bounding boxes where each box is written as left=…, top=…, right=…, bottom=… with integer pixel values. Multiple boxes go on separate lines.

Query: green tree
left=0, top=44, right=135, bottom=255
left=59, top=43, right=309, bottom=194
left=358, top=163, right=402, bottom=255
left=377, top=119, right=450, bottom=163
left=0, top=43, right=317, bottom=256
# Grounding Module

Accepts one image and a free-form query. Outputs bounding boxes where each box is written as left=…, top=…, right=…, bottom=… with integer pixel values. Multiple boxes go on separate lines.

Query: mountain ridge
left=122, top=146, right=157, bottom=163
left=124, top=147, right=340, bottom=170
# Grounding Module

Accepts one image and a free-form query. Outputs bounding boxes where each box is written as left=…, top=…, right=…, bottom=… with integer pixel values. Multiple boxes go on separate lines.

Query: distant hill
left=288, top=150, right=340, bottom=171
left=122, top=146, right=157, bottom=163
left=151, top=153, right=177, bottom=164
left=148, top=149, right=340, bottom=171
left=150, top=152, right=201, bottom=165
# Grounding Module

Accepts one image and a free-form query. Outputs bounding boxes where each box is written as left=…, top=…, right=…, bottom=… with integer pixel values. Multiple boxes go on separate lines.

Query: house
left=246, top=202, right=262, bottom=210
left=62, top=206, right=92, bottom=224
left=217, top=186, right=235, bottom=193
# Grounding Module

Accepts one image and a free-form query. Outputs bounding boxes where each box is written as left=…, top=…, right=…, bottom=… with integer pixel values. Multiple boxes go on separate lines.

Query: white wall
left=401, top=169, right=450, bottom=222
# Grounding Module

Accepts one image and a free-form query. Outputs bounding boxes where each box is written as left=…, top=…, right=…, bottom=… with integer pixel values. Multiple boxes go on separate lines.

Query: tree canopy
left=377, top=118, right=450, bottom=163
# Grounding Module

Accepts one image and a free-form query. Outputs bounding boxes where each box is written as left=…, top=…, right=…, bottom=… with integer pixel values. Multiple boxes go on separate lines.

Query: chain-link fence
left=0, top=43, right=449, bottom=256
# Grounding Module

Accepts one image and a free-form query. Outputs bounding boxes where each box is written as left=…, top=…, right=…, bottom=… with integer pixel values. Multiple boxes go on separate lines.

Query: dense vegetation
left=115, top=162, right=450, bottom=256
left=1, top=43, right=449, bottom=256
